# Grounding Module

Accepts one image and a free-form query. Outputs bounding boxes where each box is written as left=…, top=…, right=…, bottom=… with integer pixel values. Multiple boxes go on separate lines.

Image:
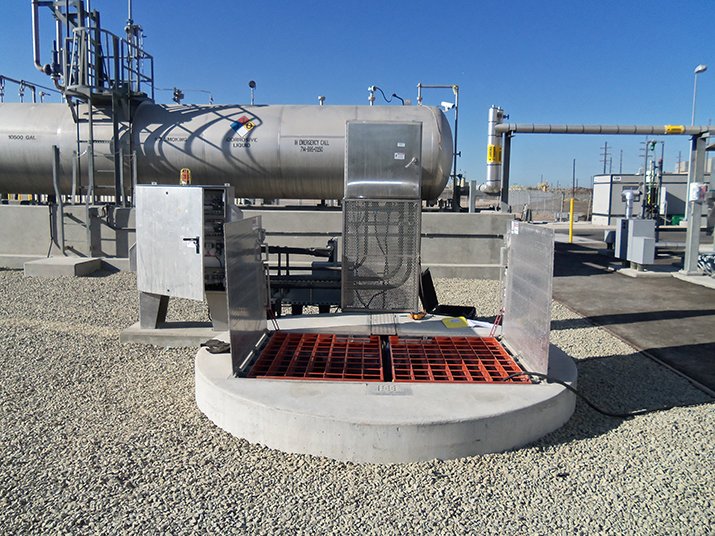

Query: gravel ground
left=0, top=269, right=713, bottom=534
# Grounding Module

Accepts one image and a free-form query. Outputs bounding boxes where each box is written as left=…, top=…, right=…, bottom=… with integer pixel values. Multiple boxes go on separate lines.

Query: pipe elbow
left=478, top=182, right=501, bottom=195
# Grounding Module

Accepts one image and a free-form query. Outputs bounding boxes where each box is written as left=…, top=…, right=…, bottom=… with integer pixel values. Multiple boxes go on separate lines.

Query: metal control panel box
left=614, top=218, right=655, bottom=264
left=136, top=184, right=235, bottom=301
left=342, top=121, right=423, bottom=312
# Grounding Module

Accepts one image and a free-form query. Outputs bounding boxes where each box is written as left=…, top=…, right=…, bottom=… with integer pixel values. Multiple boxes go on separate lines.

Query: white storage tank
left=0, top=103, right=453, bottom=200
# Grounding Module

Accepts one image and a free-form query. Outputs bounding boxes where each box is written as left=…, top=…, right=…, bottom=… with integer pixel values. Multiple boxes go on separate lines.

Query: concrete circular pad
left=195, top=341, right=577, bottom=463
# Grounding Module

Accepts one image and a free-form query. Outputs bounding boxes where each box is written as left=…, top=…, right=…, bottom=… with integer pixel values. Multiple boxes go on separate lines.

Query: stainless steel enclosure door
left=136, top=185, right=205, bottom=301
left=225, top=216, right=268, bottom=375
left=342, top=122, right=423, bottom=312
left=344, top=121, right=423, bottom=199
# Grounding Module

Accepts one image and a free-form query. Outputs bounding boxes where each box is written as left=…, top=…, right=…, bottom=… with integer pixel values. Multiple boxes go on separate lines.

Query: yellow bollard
left=568, top=197, right=575, bottom=244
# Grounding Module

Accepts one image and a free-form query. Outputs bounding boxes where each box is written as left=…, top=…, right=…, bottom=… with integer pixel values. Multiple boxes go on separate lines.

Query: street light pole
left=685, top=64, right=707, bottom=222
left=691, top=64, right=707, bottom=126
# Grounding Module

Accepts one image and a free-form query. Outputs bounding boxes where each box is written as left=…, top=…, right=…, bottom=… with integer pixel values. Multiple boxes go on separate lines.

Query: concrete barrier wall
left=0, top=204, right=135, bottom=268
left=1, top=204, right=510, bottom=279
left=245, top=209, right=512, bottom=279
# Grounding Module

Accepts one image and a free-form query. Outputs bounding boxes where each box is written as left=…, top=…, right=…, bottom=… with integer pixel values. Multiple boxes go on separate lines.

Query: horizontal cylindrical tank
left=0, top=103, right=453, bottom=200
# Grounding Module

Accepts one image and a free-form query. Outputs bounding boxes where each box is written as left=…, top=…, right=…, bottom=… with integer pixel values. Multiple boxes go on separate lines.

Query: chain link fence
left=508, top=190, right=593, bottom=221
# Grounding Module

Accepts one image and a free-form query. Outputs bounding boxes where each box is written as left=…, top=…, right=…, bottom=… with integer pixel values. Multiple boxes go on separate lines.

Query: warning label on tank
left=229, top=115, right=259, bottom=139
left=293, top=138, right=331, bottom=153
left=225, top=136, right=257, bottom=148
left=487, top=144, right=502, bottom=164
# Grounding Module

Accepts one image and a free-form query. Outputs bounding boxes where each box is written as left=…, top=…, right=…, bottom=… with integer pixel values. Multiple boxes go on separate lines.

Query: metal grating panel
left=248, top=332, right=384, bottom=381
left=342, top=199, right=421, bottom=312
left=225, top=216, right=268, bottom=376
left=390, top=336, right=528, bottom=383
left=503, top=221, right=554, bottom=375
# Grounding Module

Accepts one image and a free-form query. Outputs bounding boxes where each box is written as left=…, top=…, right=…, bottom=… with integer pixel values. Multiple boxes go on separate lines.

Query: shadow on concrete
left=524, top=349, right=714, bottom=449
left=551, top=309, right=715, bottom=330
left=552, top=237, right=715, bottom=392
left=83, top=268, right=123, bottom=278
left=644, top=342, right=715, bottom=390
left=554, top=242, right=613, bottom=277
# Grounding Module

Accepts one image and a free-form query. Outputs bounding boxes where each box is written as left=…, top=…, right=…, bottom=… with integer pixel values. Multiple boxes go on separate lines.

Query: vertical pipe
left=451, top=86, right=460, bottom=211
left=112, top=93, right=122, bottom=205
left=119, top=145, right=126, bottom=207
left=683, top=135, right=706, bottom=273
left=131, top=149, right=138, bottom=206
left=656, top=142, right=665, bottom=241
left=51, top=145, right=66, bottom=255
left=468, top=180, right=476, bottom=213
left=87, top=99, right=95, bottom=204
left=32, top=0, right=45, bottom=72
left=71, top=150, right=78, bottom=204
left=484, top=106, right=504, bottom=193
left=85, top=98, right=96, bottom=257
left=501, top=133, right=512, bottom=205
left=569, top=158, right=576, bottom=243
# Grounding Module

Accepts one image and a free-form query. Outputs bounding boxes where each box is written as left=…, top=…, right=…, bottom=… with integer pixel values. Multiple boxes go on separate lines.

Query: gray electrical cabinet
left=135, top=185, right=235, bottom=328
left=614, top=218, right=656, bottom=265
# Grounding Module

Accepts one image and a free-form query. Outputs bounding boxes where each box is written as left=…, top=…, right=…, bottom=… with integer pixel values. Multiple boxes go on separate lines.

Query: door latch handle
left=183, top=236, right=200, bottom=254
left=405, top=156, right=419, bottom=168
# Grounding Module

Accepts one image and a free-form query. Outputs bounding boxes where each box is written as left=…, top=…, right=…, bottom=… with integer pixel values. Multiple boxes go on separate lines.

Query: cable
left=501, top=370, right=700, bottom=419
left=374, top=86, right=392, bottom=103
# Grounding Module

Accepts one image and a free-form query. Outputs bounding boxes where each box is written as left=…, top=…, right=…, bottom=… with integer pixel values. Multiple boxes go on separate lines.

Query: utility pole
left=600, top=141, right=611, bottom=174
left=619, top=149, right=623, bottom=174
left=569, top=158, right=576, bottom=244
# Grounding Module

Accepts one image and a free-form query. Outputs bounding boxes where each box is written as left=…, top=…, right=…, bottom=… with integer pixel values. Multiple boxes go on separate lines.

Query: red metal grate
left=389, top=336, right=529, bottom=383
left=248, top=332, right=384, bottom=381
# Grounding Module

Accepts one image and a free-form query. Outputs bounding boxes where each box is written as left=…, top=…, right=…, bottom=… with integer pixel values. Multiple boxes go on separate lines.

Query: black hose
left=502, top=371, right=698, bottom=419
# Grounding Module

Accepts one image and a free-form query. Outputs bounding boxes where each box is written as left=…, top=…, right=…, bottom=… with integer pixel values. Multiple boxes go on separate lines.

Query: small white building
left=592, top=167, right=712, bottom=226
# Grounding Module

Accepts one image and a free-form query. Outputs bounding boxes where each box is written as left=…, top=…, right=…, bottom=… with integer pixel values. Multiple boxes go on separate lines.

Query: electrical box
left=614, top=218, right=655, bottom=264
left=629, top=236, right=655, bottom=265
left=136, top=184, right=235, bottom=301
left=341, top=121, right=423, bottom=312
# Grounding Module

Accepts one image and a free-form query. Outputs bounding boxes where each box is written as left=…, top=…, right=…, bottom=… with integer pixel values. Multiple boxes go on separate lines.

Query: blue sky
left=1, top=0, right=712, bottom=188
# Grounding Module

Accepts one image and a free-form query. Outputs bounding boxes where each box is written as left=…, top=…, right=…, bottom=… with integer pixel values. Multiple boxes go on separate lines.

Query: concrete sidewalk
left=552, top=239, right=715, bottom=393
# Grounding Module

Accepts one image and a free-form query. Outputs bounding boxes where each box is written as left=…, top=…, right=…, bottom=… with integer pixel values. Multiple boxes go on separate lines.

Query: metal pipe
left=112, top=93, right=122, bottom=205
left=32, top=0, right=46, bottom=73
left=71, top=150, right=77, bottom=203
left=87, top=98, right=95, bottom=205
left=451, top=85, right=460, bottom=211
left=480, top=105, right=505, bottom=194
left=683, top=135, right=707, bottom=274
left=495, top=123, right=710, bottom=136
left=51, top=145, right=66, bottom=255
left=501, top=133, right=512, bottom=204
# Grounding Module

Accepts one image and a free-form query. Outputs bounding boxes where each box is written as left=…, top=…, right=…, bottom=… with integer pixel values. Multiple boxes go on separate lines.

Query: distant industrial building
left=592, top=160, right=712, bottom=226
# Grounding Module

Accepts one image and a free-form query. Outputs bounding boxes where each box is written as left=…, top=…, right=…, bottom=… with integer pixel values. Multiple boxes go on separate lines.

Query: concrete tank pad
left=195, top=316, right=577, bottom=463
left=121, top=321, right=219, bottom=348
left=24, top=256, right=102, bottom=277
